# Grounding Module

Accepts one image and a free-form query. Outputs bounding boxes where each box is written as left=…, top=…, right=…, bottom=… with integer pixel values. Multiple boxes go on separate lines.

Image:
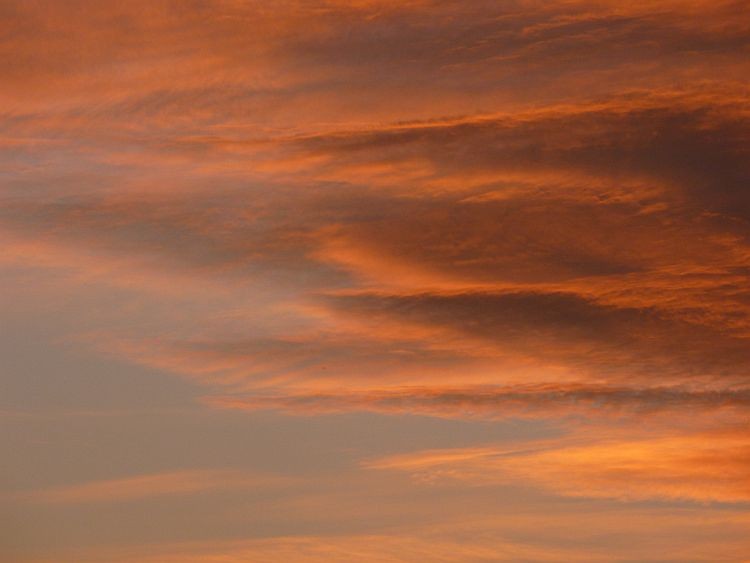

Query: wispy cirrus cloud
left=366, top=428, right=750, bottom=503
left=208, top=384, right=750, bottom=422
left=6, top=93, right=750, bottom=424
left=18, top=532, right=608, bottom=563
left=4, top=1, right=750, bottom=559
left=20, top=469, right=294, bottom=505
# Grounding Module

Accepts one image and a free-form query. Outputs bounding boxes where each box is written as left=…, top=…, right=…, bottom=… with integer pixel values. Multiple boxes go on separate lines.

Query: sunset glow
left=2, top=1, right=750, bottom=561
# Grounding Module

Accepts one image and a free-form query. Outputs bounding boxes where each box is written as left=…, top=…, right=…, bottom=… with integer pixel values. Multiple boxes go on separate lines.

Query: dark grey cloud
left=326, top=290, right=750, bottom=383
left=287, top=0, right=750, bottom=96
left=296, top=96, right=750, bottom=220
left=0, top=185, right=351, bottom=290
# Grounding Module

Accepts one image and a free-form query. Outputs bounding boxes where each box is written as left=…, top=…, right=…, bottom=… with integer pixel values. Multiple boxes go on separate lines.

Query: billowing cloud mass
left=3, top=0, right=750, bottom=561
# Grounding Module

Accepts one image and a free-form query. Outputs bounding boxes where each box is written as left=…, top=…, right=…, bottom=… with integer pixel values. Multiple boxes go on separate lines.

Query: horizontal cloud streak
left=326, top=290, right=750, bottom=383
left=367, top=429, right=750, bottom=503
left=21, top=470, right=293, bottom=504
left=208, top=384, right=750, bottom=421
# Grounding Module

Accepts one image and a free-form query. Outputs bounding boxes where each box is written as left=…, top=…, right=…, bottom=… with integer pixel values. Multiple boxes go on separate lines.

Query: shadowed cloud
left=208, top=384, right=750, bottom=421
left=4, top=0, right=750, bottom=560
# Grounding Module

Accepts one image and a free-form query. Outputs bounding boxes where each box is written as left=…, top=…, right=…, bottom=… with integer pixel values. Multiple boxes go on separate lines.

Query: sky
left=2, top=1, right=750, bottom=561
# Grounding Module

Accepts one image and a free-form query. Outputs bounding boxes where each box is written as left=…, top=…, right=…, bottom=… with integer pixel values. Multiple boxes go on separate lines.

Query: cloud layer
left=3, top=0, right=750, bottom=560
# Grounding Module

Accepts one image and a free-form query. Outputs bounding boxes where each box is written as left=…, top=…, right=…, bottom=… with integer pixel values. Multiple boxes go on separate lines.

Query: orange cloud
left=8, top=93, right=750, bottom=428
left=26, top=534, right=603, bottom=563
left=367, top=428, right=750, bottom=503
left=208, top=383, right=750, bottom=423
left=21, top=470, right=294, bottom=504
left=21, top=510, right=750, bottom=563
left=4, top=1, right=750, bottom=559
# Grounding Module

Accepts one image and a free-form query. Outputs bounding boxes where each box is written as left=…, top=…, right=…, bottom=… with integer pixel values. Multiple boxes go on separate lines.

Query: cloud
left=7, top=95, right=750, bottom=424
left=4, top=0, right=750, bottom=560
left=101, top=333, right=504, bottom=391
left=326, top=290, right=750, bottom=384
left=21, top=470, right=293, bottom=504
left=26, top=509, right=750, bottom=562
left=20, top=533, right=606, bottom=563
left=293, top=94, right=750, bottom=215
left=208, top=384, right=750, bottom=421
left=3, top=0, right=750, bottom=134
left=366, top=428, right=750, bottom=503
left=7, top=93, right=750, bottom=391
